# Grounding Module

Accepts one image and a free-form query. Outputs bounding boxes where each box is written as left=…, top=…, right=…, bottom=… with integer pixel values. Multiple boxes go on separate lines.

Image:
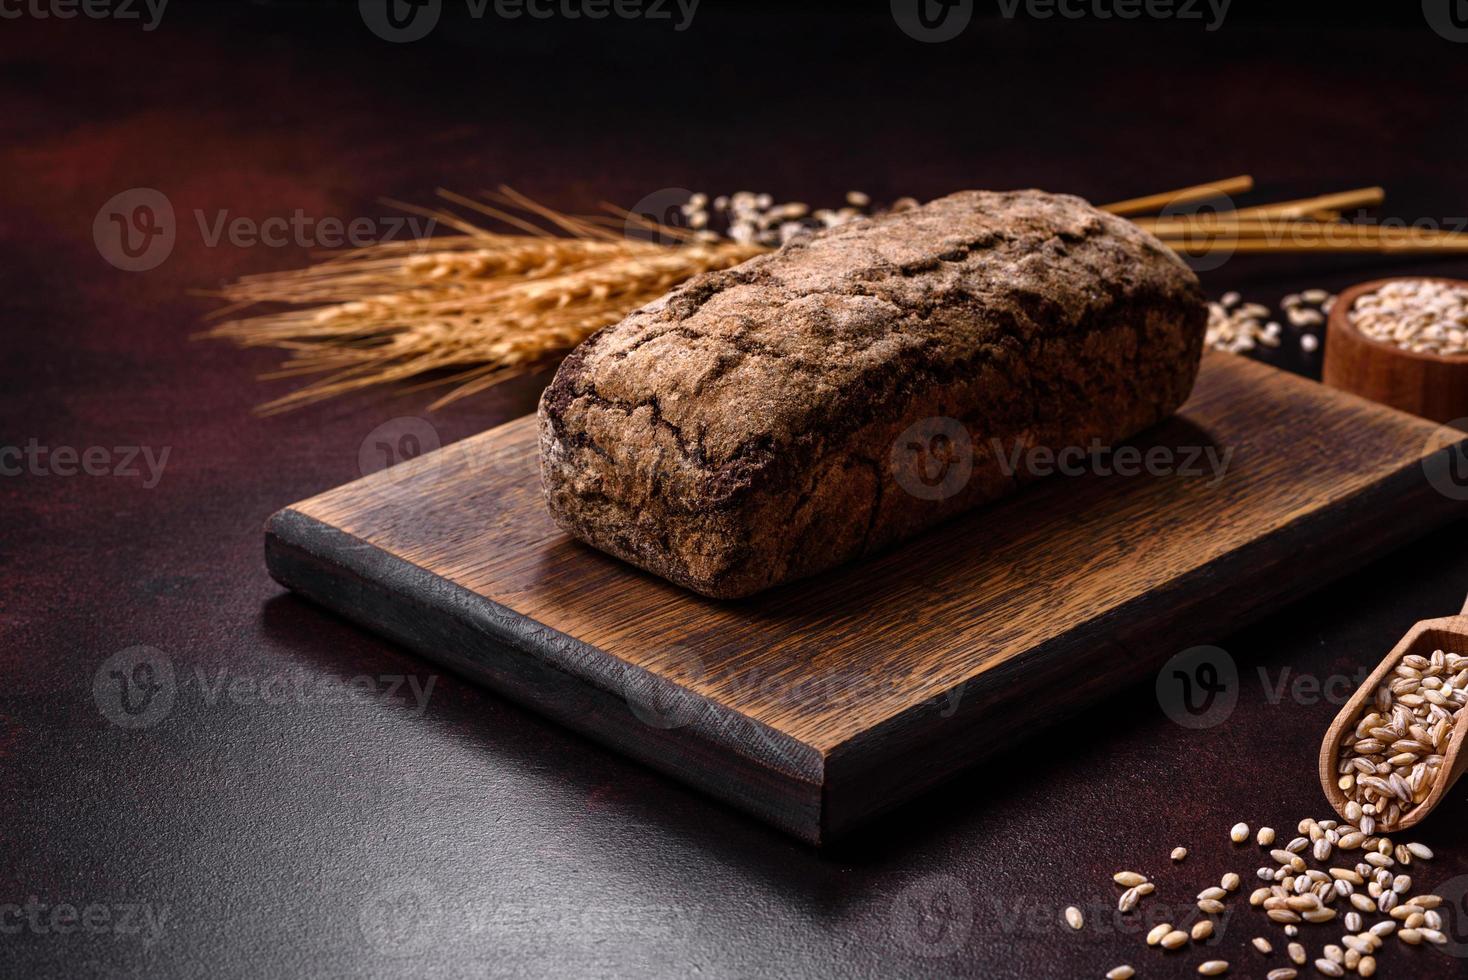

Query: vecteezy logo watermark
left=359, top=876, right=442, bottom=956
left=619, top=644, right=708, bottom=730
left=625, top=186, right=695, bottom=245
left=1424, top=0, right=1468, bottom=42
left=359, top=0, right=442, bottom=43
left=1156, top=645, right=1238, bottom=729
left=891, top=417, right=974, bottom=501
left=93, top=188, right=438, bottom=272
left=0, top=440, right=171, bottom=488
left=93, top=188, right=175, bottom=272
left=360, top=0, right=699, bottom=43
left=1156, top=188, right=1237, bottom=272
left=1431, top=874, right=1468, bottom=958
left=93, top=646, right=177, bottom=730
left=0, top=898, right=171, bottom=947
left=358, top=416, right=445, bottom=497
left=0, top=0, right=168, bottom=30
left=1422, top=419, right=1468, bottom=502
left=887, top=875, right=974, bottom=957
left=93, top=648, right=439, bottom=730
left=891, top=0, right=973, bottom=43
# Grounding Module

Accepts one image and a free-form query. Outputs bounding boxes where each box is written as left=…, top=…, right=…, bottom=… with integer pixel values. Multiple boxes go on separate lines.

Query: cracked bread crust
left=537, top=190, right=1206, bottom=599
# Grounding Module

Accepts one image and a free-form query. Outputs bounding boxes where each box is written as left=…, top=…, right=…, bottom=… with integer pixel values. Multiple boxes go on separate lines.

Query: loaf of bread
left=537, top=190, right=1206, bottom=598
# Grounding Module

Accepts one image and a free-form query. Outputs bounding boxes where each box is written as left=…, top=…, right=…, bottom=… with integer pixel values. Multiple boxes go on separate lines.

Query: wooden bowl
left=1322, top=277, right=1468, bottom=424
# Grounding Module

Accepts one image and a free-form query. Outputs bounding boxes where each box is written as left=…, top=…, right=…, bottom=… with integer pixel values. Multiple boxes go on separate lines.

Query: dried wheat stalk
left=204, top=189, right=765, bottom=413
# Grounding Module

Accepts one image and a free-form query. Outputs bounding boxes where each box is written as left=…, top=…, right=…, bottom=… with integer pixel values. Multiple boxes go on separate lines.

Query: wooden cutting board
left=265, top=354, right=1468, bottom=844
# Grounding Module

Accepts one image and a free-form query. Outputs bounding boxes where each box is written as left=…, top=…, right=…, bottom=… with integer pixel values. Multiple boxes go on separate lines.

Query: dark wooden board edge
left=263, top=508, right=827, bottom=844
left=821, top=441, right=1468, bottom=839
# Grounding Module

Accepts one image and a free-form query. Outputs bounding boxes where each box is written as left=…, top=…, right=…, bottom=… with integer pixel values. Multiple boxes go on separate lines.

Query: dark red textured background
left=3, top=3, right=1468, bottom=977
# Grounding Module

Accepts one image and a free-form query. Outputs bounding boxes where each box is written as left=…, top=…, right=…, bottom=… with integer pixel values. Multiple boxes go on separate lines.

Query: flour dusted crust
left=537, top=190, right=1206, bottom=598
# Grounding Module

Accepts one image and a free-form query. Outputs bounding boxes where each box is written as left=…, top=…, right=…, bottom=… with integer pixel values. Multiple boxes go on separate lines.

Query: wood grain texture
left=267, top=353, right=1468, bottom=842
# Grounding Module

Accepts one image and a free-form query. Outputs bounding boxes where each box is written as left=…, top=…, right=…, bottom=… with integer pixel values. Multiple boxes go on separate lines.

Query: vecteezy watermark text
left=193, top=210, right=436, bottom=251
left=0, top=898, right=170, bottom=946
left=889, top=418, right=1233, bottom=502
left=1158, top=644, right=1388, bottom=730
left=994, top=0, right=1230, bottom=30
left=1, top=440, right=170, bottom=488
left=93, top=647, right=439, bottom=730
left=1258, top=665, right=1373, bottom=708
left=892, top=0, right=1228, bottom=42
left=0, top=0, right=167, bottom=31
left=992, top=437, right=1233, bottom=487
left=359, top=0, right=698, bottom=44
left=93, top=188, right=438, bottom=272
left=358, top=876, right=694, bottom=957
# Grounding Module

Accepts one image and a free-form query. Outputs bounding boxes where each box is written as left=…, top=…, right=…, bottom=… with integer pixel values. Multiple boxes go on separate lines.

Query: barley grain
left=1105, top=967, right=1134, bottom=980
left=1198, top=961, right=1228, bottom=976
left=1349, top=279, right=1468, bottom=356
left=1337, top=646, right=1465, bottom=828
left=1064, top=906, right=1083, bottom=930
left=1119, top=885, right=1149, bottom=912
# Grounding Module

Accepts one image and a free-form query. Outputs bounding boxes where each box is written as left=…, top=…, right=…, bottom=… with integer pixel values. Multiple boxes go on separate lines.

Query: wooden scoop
left=1319, top=594, right=1468, bottom=832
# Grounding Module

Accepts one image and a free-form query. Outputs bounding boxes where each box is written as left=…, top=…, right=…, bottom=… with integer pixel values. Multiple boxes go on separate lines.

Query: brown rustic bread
left=537, top=190, right=1206, bottom=598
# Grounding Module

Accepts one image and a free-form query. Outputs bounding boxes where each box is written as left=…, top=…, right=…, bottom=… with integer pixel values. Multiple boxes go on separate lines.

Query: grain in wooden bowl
left=1322, top=276, right=1468, bottom=423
